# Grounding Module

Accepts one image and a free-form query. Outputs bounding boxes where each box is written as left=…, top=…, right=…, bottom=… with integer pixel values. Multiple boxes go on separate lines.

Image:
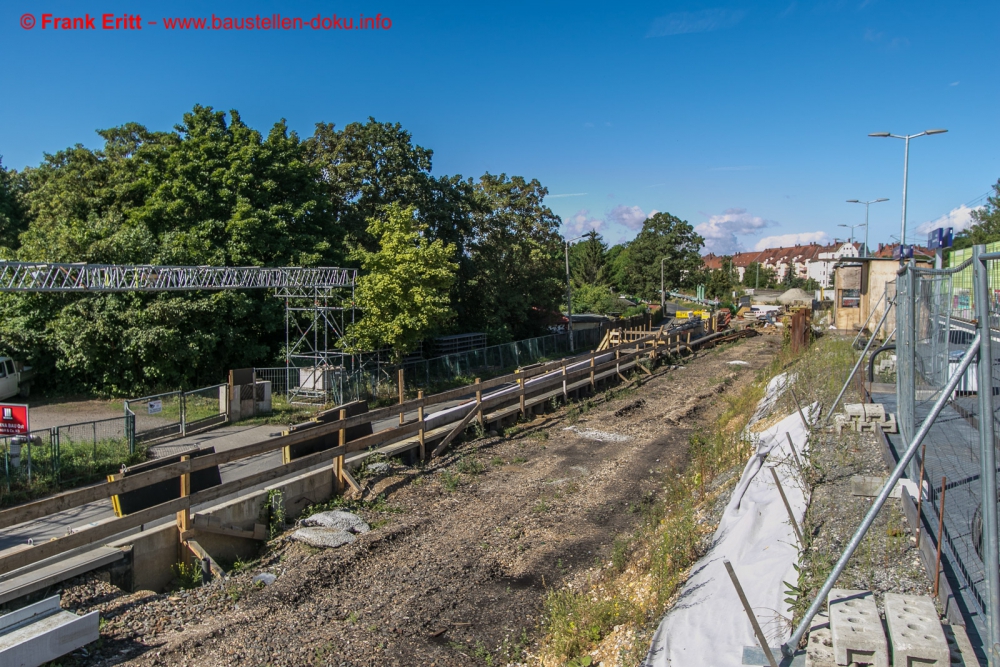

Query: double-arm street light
left=846, top=198, right=888, bottom=257
left=564, top=234, right=586, bottom=351
left=868, top=129, right=947, bottom=247
left=837, top=222, right=866, bottom=249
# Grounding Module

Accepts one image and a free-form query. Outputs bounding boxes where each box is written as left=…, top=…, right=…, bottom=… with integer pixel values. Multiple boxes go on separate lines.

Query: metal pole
left=850, top=290, right=887, bottom=349
left=725, top=559, right=779, bottom=667
left=661, top=257, right=666, bottom=312
left=974, top=245, right=1000, bottom=665
left=863, top=202, right=870, bottom=258
left=770, top=466, right=804, bottom=547
left=825, top=302, right=895, bottom=424
left=901, top=135, right=910, bottom=247
left=565, top=241, right=574, bottom=352
left=782, top=332, right=981, bottom=658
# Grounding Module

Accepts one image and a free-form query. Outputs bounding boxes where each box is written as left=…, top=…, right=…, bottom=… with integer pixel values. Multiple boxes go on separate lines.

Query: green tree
left=604, top=244, right=630, bottom=293
left=0, top=158, right=28, bottom=255
left=954, top=179, right=1000, bottom=249
left=620, top=212, right=704, bottom=299
left=461, top=173, right=564, bottom=341
left=1, top=106, right=338, bottom=394
left=741, top=261, right=779, bottom=289
left=342, top=204, right=458, bottom=361
left=569, top=230, right=608, bottom=286
left=705, top=268, right=734, bottom=300
left=570, top=283, right=617, bottom=314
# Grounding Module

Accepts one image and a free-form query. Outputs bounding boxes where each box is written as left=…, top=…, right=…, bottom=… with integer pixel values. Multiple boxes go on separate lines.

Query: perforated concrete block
left=806, top=612, right=836, bottom=667
left=828, top=589, right=888, bottom=667
left=884, top=593, right=949, bottom=667
left=942, top=622, right=977, bottom=666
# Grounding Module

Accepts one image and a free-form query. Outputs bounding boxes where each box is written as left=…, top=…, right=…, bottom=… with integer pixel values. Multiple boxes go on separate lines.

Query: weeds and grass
left=490, top=456, right=504, bottom=466
left=456, top=455, right=486, bottom=476
left=529, top=429, right=549, bottom=441
left=171, top=560, right=203, bottom=590
left=512, top=455, right=527, bottom=464
left=532, top=499, right=551, bottom=514
left=300, top=492, right=402, bottom=519
left=441, top=470, right=461, bottom=492
left=262, top=489, right=286, bottom=539
left=537, top=333, right=821, bottom=665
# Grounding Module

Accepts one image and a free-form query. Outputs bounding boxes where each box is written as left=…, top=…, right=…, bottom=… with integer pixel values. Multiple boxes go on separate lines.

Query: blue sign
left=927, top=227, right=954, bottom=250
left=893, top=244, right=914, bottom=260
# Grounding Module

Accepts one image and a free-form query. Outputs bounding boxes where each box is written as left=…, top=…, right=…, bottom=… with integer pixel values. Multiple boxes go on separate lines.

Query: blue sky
left=2, top=1, right=997, bottom=254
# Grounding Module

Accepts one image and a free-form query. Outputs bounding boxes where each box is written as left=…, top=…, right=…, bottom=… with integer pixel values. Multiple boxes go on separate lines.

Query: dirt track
left=59, top=334, right=781, bottom=667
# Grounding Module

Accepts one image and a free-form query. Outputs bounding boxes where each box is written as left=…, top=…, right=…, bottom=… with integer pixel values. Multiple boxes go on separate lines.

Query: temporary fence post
left=781, top=332, right=981, bottom=658
left=417, top=390, right=425, bottom=460
left=770, top=466, right=804, bottom=547
left=974, top=244, right=1000, bottom=664
left=180, top=391, right=187, bottom=437
left=915, top=444, right=926, bottom=546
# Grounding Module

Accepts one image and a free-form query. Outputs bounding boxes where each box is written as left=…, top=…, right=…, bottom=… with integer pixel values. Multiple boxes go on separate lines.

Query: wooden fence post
left=589, top=353, right=596, bottom=389
left=516, top=369, right=526, bottom=418
left=177, top=455, right=191, bottom=557
left=398, top=368, right=405, bottom=425
left=335, top=408, right=346, bottom=493
left=475, top=378, right=484, bottom=427
left=561, top=362, right=568, bottom=402
left=417, top=390, right=425, bottom=460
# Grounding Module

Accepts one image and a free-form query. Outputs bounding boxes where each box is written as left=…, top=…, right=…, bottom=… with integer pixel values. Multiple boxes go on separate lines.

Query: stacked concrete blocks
left=883, top=593, right=950, bottom=666
left=833, top=403, right=898, bottom=435
left=828, top=589, right=889, bottom=667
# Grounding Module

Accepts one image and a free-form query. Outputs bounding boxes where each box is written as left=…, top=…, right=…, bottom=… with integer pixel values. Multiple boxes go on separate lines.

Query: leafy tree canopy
left=620, top=212, right=704, bottom=300
left=342, top=204, right=458, bottom=362
left=954, top=179, right=1000, bottom=250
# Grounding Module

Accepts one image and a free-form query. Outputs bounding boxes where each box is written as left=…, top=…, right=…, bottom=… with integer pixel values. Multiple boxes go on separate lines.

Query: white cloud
left=694, top=208, right=774, bottom=254
left=607, top=205, right=655, bottom=230
left=915, top=204, right=983, bottom=235
left=646, top=8, right=746, bottom=37
left=950, top=81, right=960, bottom=86
left=563, top=209, right=604, bottom=236
left=753, top=232, right=830, bottom=251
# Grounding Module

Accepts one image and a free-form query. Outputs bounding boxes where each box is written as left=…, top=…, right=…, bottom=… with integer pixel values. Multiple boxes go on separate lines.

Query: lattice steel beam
left=0, top=262, right=356, bottom=292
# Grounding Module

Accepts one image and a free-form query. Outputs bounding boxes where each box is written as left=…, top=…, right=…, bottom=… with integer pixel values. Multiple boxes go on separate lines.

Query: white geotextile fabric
left=643, top=381, right=816, bottom=667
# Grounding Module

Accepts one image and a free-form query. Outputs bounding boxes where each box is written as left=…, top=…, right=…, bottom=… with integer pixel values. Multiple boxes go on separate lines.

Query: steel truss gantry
left=0, top=261, right=355, bottom=292
left=0, top=261, right=357, bottom=404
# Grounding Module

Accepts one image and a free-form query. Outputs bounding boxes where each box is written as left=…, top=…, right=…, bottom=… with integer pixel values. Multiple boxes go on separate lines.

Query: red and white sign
left=0, top=404, right=29, bottom=437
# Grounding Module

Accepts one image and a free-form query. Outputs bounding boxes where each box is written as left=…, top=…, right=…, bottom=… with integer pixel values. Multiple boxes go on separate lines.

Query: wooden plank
left=431, top=404, right=482, bottom=457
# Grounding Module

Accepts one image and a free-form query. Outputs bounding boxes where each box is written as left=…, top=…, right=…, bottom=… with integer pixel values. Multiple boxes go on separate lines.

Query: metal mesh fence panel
left=126, top=391, right=182, bottom=443
left=184, top=384, right=227, bottom=432
left=56, top=417, right=132, bottom=487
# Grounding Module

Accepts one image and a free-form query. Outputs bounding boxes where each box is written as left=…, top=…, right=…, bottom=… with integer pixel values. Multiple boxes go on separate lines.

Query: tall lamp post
left=837, top=222, right=866, bottom=250
left=564, top=234, right=586, bottom=352
left=868, top=129, right=947, bottom=248
left=846, top=198, right=888, bottom=257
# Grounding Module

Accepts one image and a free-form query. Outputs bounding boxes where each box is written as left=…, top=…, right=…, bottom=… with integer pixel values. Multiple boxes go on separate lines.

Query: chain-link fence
left=258, top=327, right=609, bottom=405
left=0, top=414, right=136, bottom=506
left=125, top=385, right=229, bottom=444
left=183, top=383, right=228, bottom=432
left=893, top=251, right=999, bottom=651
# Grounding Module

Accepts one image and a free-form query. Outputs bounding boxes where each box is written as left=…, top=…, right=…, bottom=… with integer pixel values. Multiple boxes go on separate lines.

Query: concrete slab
left=0, top=595, right=99, bottom=667
left=942, top=622, right=978, bottom=666
left=805, top=613, right=835, bottom=667
left=883, top=593, right=949, bottom=667
left=828, top=589, right=888, bottom=667
left=0, top=546, right=124, bottom=606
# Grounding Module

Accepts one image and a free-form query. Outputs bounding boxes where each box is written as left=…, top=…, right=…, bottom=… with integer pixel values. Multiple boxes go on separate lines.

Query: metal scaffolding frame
left=0, top=261, right=357, bottom=404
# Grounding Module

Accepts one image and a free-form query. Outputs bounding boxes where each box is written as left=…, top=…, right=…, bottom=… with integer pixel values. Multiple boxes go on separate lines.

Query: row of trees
left=566, top=213, right=705, bottom=314
left=0, top=106, right=710, bottom=394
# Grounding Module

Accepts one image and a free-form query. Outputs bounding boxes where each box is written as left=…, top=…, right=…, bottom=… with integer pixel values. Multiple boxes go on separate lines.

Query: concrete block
left=806, top=612, right=836, bottom=667
left=883, top=593, right=949, bottom=667
left=942, top=622, right=977, bottom=666
left=828, top=589, right=888, bottom=667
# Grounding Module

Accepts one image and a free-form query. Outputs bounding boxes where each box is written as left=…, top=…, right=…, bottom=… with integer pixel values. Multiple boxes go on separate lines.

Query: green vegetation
left=171, top=559, right=203, bottom=590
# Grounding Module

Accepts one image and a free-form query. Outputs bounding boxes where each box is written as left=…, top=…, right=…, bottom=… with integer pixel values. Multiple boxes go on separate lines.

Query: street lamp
left=837, top=223, right=865, bottom=250
left=846, top=198, right=888, bottom=257
left=564, top=234, right=586, bottom=352
left=868, top=129, right=947, bottom=248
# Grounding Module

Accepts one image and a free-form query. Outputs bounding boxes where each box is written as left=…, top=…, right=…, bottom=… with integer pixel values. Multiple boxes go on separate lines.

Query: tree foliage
left=954, top=179, right=1000, bottom=249
left=342, top=204, right=457, bottom=361
left=619, top=212, right=704, bottom=299
left=0, top=158, right=28, bottom=255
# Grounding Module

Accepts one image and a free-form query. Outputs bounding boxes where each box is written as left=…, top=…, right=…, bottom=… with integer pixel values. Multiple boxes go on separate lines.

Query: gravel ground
left=797, top=385, right=932, bottom=623
left=47, top=335, right=781, bottom=667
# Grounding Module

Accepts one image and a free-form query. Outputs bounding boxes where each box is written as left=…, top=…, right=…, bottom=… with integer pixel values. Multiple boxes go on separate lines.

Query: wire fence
left=257, top=327, right=609, bottom=405
left=0, top=415, right=137, bottom=506
left=125, top=385, right=229, bottom=444
left=893, top=251, right=998, bottom=648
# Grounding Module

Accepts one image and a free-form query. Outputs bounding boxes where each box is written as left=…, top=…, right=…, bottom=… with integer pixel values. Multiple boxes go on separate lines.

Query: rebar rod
left=781, top=332, right=981, bottom=658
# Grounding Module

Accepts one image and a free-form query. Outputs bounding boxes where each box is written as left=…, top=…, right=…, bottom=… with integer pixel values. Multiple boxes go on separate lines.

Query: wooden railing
left=0, top=324, right=711, bottom=575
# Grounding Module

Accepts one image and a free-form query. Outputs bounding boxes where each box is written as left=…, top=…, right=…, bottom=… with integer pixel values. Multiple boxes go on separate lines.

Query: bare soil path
left=59, top=335, right=781, bottom=667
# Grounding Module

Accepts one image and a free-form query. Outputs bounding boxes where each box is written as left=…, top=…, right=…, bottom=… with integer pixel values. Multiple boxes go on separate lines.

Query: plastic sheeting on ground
left=643, top=376, right=816, bottom=667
